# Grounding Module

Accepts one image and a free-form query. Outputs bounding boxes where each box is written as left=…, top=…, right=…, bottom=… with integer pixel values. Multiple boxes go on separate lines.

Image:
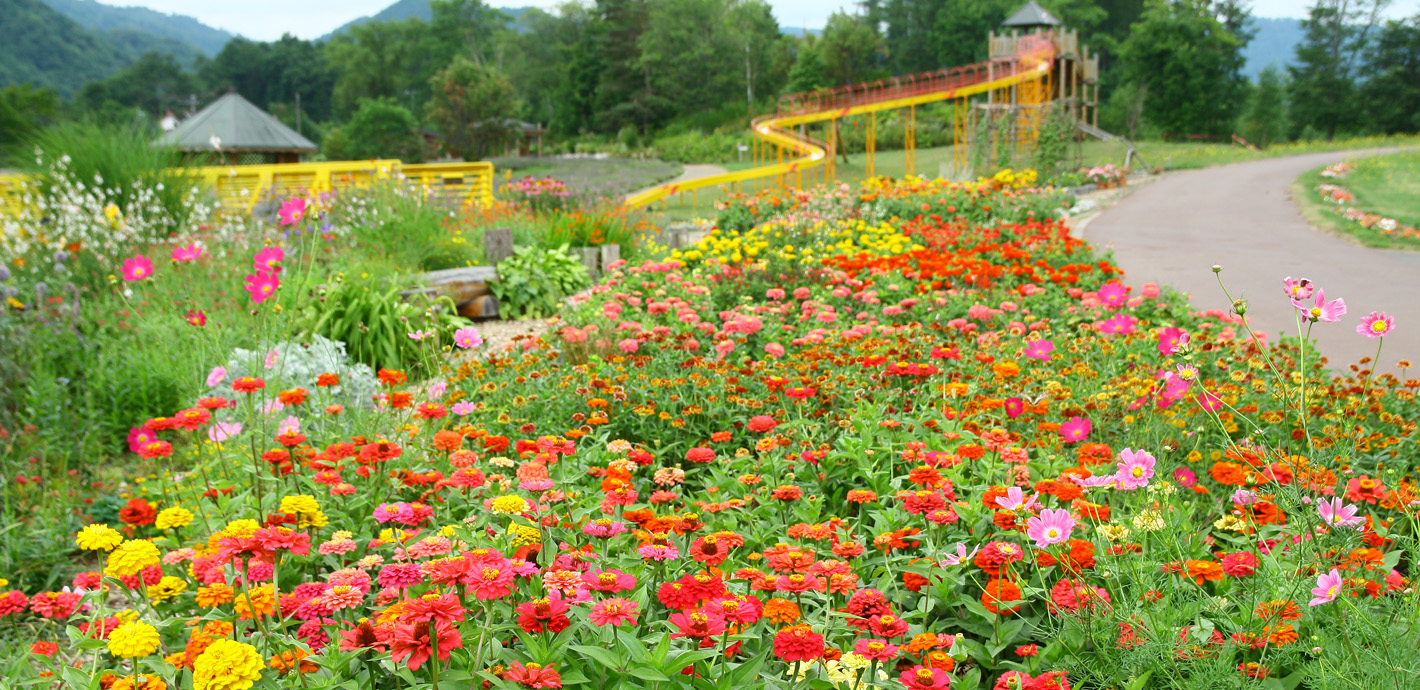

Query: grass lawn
left=1293, top=150, right=1420, bottom=250
left=490, top=156, right=683, bottom=199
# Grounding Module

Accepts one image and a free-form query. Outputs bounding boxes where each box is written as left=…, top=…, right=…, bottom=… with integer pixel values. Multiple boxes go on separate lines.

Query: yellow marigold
left=76, top=523, right=124, bottom=551
left=148, top=576, right=188, bottom=602
left=106, top=540, right=161, bottom=577
left=193, top=639, right=263, bottom=690
left=509, top=523, right=541, bottom=547
left=233, top=584, right=276, bottom=620
left=196, top=583, right=236, bottom=608
left=490, top=494, right=528, bottom=515
left=155, top=507, right=194, bottom=530
left=108, top=620, right=161, bottom=658
left=279, top=495, right=320, bottom=515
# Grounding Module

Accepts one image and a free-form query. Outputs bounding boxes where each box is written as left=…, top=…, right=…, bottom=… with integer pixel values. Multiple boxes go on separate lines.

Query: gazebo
left=158, top=92, right=317, bottom=165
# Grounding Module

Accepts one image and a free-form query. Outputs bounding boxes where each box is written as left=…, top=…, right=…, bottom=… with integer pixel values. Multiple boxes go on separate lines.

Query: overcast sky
left=111, top=0, right=1420, bottom=42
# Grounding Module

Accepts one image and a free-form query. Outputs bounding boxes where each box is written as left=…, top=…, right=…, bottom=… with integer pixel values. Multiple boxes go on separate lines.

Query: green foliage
left=299, top=276, right=467, bottom=374
left=425, top=56, right=519, bottom=160
left=25, top=120, right=198, bottom=230
left=491, top=245, right=590, bottom=319
left=1238, top=66, right=1289, bottom=148
left=785, top=37, right=829, bottom=93
left=78, top=51, right=200, bottom=117
left=1288, top=0, right=1384, bottom=141
left=322, top=97, right=426, bottom=162
left=329, top=178, right=481, bottom=271
left=817, top=11, right=885, bottom=86
left=1359, top=17, right=1420, bottom=135
left=1033, top=103, right=1074, bottom=174
left=0, top=0, right=129, bottom=96
left=1120, top=0, right=1249, bottom=137
left=0, top=84, right=60, bottom=166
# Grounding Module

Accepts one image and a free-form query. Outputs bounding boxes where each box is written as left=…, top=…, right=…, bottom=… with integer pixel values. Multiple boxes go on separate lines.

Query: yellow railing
left=0, top=159, right=496, bottom=220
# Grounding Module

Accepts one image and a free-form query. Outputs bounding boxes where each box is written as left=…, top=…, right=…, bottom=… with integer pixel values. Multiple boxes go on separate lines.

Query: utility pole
left=296, top=92, right=302, bottom=135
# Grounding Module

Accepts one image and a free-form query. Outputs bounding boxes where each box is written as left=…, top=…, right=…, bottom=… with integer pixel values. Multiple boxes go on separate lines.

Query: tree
left=638, top=0, right=738, bottom=128
left=1289, top=0, right=1389, bottom=140
left=1238, top=66, right=1289, bottom=147
left=817, top=11, right=883, bottom=87
left=785, top=36, right=829, bottom=93
left=323, top=97, right=425, bottom=162
left=0, top=84, right=60, bottom=165
left=79, top=52, right=199, bottom=117
left=727, top=0, right=786, bottom=109
left=426, top=56, right=519, bottom=160
left=1359, top=16, right=1420, bottom=134
left=592, top=0, right=656, bottom=134
left=1119, top=0, right=1250, bottom=137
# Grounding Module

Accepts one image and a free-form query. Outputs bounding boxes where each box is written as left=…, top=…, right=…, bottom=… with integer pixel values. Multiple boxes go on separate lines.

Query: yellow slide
left=624, top=36, right=1055, bottom=208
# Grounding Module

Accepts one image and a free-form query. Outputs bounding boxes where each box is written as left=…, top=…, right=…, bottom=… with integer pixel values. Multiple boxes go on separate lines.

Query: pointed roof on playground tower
left=1001, top=0, right=1062, bottom=28
left=158, top=92, right=317, bottom=154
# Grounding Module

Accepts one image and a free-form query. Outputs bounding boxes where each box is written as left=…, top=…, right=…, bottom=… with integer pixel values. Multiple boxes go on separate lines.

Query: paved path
left=627, top=164, right=729, bottom=199
left=1085, top=150, right=1419, bottom=374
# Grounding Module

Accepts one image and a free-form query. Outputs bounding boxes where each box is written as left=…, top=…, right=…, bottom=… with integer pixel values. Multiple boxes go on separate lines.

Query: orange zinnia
left=1184, top=560, right=1224, bottom=584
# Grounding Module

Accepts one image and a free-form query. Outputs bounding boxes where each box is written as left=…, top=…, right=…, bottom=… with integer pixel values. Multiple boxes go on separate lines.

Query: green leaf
left=570, top=644, right=624, bottom=672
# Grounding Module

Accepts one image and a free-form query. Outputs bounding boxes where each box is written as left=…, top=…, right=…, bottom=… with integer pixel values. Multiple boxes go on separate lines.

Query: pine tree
left=1288, top=0, right=1387, bottom=140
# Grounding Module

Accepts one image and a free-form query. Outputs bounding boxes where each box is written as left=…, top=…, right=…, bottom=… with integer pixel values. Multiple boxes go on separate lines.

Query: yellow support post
left=905, top=105, right=917, bottom=177
left=866, top=113, right=876, bottom=179
left=953, top=97, right=969, bottom=178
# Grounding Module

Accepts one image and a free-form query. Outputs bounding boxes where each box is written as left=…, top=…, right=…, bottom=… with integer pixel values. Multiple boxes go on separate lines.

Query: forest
left=2, top=0, right=1420, bottom=166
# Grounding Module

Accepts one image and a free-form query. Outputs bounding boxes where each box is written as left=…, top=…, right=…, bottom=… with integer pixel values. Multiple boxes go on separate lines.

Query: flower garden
left=1308, top=155, right=1420, bottom=249
left=0, top=160, right=1417, bottom=690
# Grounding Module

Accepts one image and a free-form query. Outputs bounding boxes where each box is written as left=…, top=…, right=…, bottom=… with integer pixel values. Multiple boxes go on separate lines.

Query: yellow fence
left=0, top=159, right=495, bottom=220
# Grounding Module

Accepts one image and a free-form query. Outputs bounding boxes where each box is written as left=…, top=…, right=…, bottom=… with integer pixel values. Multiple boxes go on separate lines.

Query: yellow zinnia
left=76, top=524, right=124, bottom=551
left=147, top=576, right=188, bottom=602
left=154, top=507, right=194, bottom=530
left=107, top=620, right=160, bottom=658
left=106, top=540, right=160, bottom=577
left=193, top=639, right=263, bottom=690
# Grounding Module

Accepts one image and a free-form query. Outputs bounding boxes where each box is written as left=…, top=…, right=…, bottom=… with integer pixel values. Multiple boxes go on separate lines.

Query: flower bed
left=1, top=176, right=1417, bottom=690
left=1311, top=160, right=1420, bottom=247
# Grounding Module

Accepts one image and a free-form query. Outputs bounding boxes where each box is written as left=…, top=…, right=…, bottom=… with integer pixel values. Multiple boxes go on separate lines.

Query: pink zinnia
left=471, top=563, right=516, bottom=600
left=1114, top=448, right=1156, bottom=490
left=1220, top=552, right=1258, bottom=577
left=1309, top=569, right=1343, bottom=606
left=853, top=638, right=900, bottom=661
left=1026, top=508, right=1075, bottom=549
left=245, top=270, right=280, bottom=303
left=278, top=197, right=307, bottom=226
left=1024, top=339, right=1054, bottom=361
left=1059, top=416, right=1091, bottom=443
left=121, top=254, right=153, bottom=281
left=618, top=338, right=639, bottom=353
left=582, top=569, right=637, bottom=593
left=1294, top=287, right=1346, bottom=323
left=1004, top=396, right=1025, bottom=418
left=1357, top=311, right=1394, bottom=338
left=588, top=598, right=639, bottom=627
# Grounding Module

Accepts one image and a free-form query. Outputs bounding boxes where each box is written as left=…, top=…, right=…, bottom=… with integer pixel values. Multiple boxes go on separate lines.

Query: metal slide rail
left=623, top=35, right=1056, bottom=208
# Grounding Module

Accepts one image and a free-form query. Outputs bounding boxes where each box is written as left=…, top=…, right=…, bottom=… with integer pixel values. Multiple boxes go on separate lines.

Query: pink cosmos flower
left=121, top=254, right=153, bottom=281
left=1027, top=508, right=1075, bottom=549
left=1024, top=339, right=1054, bottom=361
left=452, top=402, right=475, bottom=416
left=588, top=598, right=639, bottom=627
left=209, top=422, right=243, bottom=443
left=278, top=197, right=307, bottom=226
left=245, top=270, right=280, bottom=303
left=171, top=244, right=203, bottom=262
left=994, top=486, right=1041, bottom=512
left=1157, top=327, right=1187, bottom=356
left=185, top=309, right=207, bottom=327
left=940, top=542, right=980, bottom=566
left=1114, top=448, right=1156, bottom=490
left=1283, top=276, right=1313, bottom=301
left=1357, top=311, right=1394, bottom=338
left=1096, top=281, right=1129, bottom=308
left=1059, top=416, right=1091, bottom=443
left=1098, top=313, right=1138, bottom=335
left=1317, top=497, right=1365, bottom=528
left=206, top=366, right=227, bottom=387
left=1309, top=569, right=1343, bottom=606
left=1294, top=288, right=1346, bottom=323
left=454, top=327, right=483, bottom=349
left=253, top=246, right=285, bottom=274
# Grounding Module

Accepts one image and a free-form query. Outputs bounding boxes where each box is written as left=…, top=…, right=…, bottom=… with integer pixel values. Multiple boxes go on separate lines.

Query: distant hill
left=325, top=0, right=438, bottom=37
left=1243, top=16, right=1304, bottom=79
left=41, top=0, right=234, bottom=56
left=0, top=0, right=130, bottom=95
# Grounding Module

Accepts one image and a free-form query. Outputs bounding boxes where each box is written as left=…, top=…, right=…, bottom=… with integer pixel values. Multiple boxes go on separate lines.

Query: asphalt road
left=1084, top=150, right=1419, bottom=375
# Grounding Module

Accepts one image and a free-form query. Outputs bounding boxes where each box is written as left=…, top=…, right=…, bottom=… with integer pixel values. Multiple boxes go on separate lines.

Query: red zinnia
left=390, top=619, right=462, bottom=671
left=772, top=624, right=825, bottom=662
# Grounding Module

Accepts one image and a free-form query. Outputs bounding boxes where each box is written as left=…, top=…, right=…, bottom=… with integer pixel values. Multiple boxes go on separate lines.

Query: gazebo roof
left=1002, top=0, right=1062, bottom=28
left=158, top=92, right=317, bottom=153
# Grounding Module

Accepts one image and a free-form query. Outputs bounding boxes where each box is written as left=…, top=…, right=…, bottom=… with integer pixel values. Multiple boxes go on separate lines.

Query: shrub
left=490, top=244, right=590, bottom=319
